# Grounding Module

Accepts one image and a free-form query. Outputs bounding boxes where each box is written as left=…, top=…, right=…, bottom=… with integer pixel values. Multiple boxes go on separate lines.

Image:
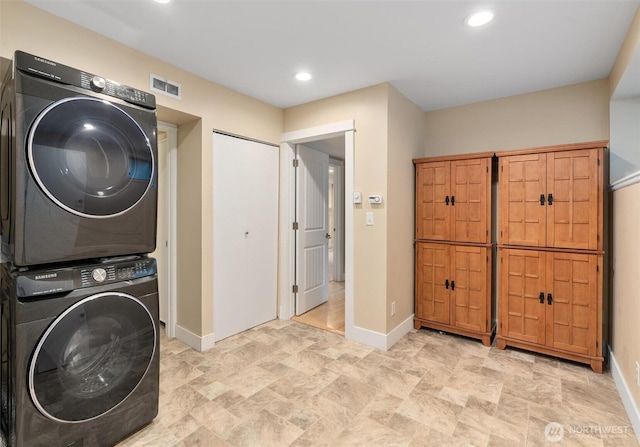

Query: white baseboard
left=175, top=324, right=216, bottom=352
left=349, top=314, right=414, bottom=351
left=610, top=351, right=640, bottom=444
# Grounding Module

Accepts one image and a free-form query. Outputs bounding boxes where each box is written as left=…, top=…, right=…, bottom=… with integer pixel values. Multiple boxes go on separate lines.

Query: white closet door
left=213, top=133, right=278, bottom=341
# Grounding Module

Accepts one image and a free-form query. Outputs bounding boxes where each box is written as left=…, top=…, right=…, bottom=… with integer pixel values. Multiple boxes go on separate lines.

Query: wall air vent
left=150, top=74, right=181, bottom=99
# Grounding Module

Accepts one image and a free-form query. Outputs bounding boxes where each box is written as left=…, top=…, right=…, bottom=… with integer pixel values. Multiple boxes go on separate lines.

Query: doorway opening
left=153, top=122, right=178, bottom=338
left=278, top=120, right=355, bottom=339
left=291, top=140, right=345, bottom=334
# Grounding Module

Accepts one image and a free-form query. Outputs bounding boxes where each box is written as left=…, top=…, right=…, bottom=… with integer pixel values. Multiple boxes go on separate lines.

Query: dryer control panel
left=13, top=257, right=157, bottom=298
left=14, top=51, right=156, bottom=109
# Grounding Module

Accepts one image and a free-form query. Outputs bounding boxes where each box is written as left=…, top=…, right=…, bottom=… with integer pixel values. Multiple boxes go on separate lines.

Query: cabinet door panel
left=546, top=150, right=599, bottom=250
left=416, top=243, right=450, bottom=324
left=499, top=249, right=546, bottom=344
left=546, top=253, right=598, bottom=355
left=416, top=162, right=450, bottom=240
left=452, top=245, right=487, bottom=332
left=499, top=155, right=546, bottom=246
left=451, top=158, right=489, bottom=243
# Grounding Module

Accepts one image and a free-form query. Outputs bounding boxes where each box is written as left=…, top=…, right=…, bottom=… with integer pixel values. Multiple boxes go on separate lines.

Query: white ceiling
left=24, top=0, right=640, bottom=112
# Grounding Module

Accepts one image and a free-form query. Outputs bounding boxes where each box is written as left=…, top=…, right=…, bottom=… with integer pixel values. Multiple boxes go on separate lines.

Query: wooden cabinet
left=496, top=141, right=607, bottom=373
left=499, top=147, right=603, bottom=250
left=414, top=153, right=495, bottom=346
left=416, top=156, right=492, bottom=244
left=415, top=242, right=493, bottom=345
left=498, top=248, right=603, bottom=372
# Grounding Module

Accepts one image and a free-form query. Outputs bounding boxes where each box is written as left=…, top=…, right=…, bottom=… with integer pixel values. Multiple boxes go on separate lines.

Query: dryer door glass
left=28, top=97, right=154, bottom=218
left=29, top=293, right=156, bottom=423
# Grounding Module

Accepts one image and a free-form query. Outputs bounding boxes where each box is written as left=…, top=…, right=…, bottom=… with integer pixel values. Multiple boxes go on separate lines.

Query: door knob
left=325, top=233, right=332, bottom=239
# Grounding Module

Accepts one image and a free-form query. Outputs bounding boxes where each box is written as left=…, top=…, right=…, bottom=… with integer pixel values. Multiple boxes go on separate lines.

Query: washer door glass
left=29, top=293, right=156, bottom=423
left=28, top=97, right=154, bottom=218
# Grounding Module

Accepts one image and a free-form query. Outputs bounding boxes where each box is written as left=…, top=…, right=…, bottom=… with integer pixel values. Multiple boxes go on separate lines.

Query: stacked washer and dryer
left=0, top=51, right=160, bottom=446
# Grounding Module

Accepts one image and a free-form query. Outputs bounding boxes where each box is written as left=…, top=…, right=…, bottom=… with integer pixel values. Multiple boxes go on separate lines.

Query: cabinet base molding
left=414, top=319, right=496, bottom=347
left=496, top=336, right=604, bottom=373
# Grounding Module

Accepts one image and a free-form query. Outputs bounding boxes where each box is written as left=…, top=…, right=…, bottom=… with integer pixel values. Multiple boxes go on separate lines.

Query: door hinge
left=486, top=256, right=489, bottom=263
left=486, top=166, right=489, bottom=173
left=597, top=234, right=600, bottom=241
left=596, top=265, right=599, bottom=272
left=597, top=158, right=600, bottom=166
left=292, top=284, right=298, bottom=293
left=501, top=165, right=503, bottom=172
left=293, top=222, right=299, bottom=230
left=293, top=159, right=299, bottom=168
left=500, top=322, right=502, bottom=328
left=596, top=340, right=599, bottom=349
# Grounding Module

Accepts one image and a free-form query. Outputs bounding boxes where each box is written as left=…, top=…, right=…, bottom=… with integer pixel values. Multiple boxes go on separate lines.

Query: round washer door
left=29, top=293, right=156, bottom=423
left=28, top=96, right=154, bottom=218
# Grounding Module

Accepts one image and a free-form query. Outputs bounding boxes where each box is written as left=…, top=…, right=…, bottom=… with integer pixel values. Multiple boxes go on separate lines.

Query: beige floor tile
left=224, top=409, right=303, bottom=447
left=115, top=322, right=638, bottom=447
left=330, top=415, right=412, bottom=446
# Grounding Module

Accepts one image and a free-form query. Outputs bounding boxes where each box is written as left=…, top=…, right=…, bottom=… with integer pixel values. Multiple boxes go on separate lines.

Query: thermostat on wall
left=368, top=195, right=382, bottom=204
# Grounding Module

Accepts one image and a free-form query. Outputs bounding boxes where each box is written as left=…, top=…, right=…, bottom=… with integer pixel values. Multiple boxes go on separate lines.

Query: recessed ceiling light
left=155, top=0, right=171, bottom=4
left=295, top=72, right=312, bottom=81
left=465, top=10, right=494, bottom=27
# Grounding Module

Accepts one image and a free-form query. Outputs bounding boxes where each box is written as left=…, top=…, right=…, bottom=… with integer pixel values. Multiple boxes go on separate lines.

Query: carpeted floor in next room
left=117, top=320, right=638, bottom=447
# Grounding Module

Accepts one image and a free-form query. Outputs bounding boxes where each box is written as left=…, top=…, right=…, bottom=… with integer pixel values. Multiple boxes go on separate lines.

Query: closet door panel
left=451, top=158, right=489, bottom=243
left=546, top=149, right=600, bottom=250
left=451, top=245, right=487, bottom=332
left=499, top=249, right=546, bottom=344
left=416, top=243, right=450, bottom=324
left=499, top=154, right=546, bottom=247
left=416, top=162, right=450, bottom=241
left=213, top=134, right=278, bottom=342
left=546, top=252, right=598, bottom=355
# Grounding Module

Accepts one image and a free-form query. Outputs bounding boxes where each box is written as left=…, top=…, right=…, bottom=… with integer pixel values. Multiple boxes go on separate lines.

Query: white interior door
left=154, top=132, right=169, bottom=323
left=296, top=145, right=330, bottom=315
left=213, top=133, right=278, bottom=341
left=153, top=122, right=177, bottom=338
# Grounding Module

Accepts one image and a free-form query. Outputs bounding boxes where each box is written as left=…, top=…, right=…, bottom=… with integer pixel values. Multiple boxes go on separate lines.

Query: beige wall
left=424, top=79, right=610, bottom=155
left=0, top=1, right=284, bottom=337
left=284, top=84, right=391, bottom=333
left=386, top=86, right=424, bottom=331
left=611, top=184, right=640, bottom=408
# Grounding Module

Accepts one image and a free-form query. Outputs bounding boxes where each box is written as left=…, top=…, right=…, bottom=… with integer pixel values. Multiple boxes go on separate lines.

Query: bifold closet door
left=213, top=133, right=278, bottom=341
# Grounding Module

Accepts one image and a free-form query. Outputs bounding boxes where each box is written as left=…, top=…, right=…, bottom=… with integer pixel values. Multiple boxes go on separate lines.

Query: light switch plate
left=354, top=191, right=362, bottom=204
left=366, top=212, right=374, bottom=226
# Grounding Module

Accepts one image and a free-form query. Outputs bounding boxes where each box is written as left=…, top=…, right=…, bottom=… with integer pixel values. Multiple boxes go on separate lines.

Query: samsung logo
left=34, top=57, right=56, bottom=67
left=35, top=273, right=57, bottom=280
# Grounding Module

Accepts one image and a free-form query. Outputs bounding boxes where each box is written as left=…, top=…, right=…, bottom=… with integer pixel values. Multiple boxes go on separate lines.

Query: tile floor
left=118, top=320, right=638, bottom=447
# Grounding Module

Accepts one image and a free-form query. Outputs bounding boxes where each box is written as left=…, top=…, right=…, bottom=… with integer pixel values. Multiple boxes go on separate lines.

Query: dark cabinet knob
left=540, top=194, right=545, bottom=206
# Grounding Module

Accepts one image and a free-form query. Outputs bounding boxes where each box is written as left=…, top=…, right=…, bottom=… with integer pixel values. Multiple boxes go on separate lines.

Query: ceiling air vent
left=150, top=74, right=181, bottom=99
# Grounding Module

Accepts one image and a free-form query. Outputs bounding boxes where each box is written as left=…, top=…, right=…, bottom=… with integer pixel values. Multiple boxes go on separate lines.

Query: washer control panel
left=80, top=258, right=156, bottom=287
left=14, top=257, right=157, bottom=298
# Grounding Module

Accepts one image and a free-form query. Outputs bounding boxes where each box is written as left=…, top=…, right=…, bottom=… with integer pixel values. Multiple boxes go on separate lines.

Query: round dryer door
left=27, top=96, right=154, bottom=218
left=29, top=293, right=156, bottom=423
